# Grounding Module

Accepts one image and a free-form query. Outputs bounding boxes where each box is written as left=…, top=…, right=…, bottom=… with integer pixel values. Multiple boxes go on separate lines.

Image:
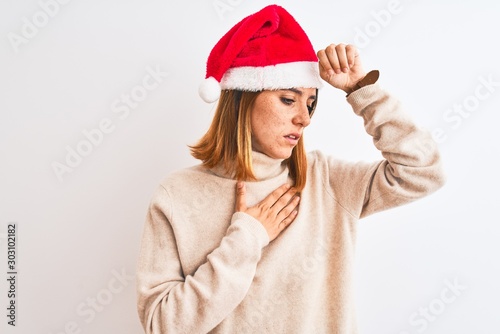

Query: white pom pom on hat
left=198, top=4, right=322, bottom=103
left=199, top=77, right=221, bottom=103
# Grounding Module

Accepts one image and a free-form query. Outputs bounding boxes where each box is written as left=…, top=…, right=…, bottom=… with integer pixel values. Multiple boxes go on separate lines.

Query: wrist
left=345, top=70, right=380, bottom=95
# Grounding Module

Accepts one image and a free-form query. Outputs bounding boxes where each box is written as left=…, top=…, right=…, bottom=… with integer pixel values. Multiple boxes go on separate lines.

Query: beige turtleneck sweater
left=136, top=84, right=446, bottom=333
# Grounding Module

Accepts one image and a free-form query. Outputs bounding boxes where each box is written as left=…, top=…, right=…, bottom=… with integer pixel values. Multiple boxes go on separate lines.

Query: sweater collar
left=210, top=151, right=287, bottom=181
left=251, top=151, right=287, bottom=180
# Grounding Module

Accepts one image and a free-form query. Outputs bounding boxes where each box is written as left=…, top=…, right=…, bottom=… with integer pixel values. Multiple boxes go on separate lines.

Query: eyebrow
left=282, top=88, right=316, bottom=100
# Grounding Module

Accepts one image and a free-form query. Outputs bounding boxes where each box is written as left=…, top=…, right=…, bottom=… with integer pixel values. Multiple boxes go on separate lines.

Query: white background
left=1, top=0, right=499, bottom=333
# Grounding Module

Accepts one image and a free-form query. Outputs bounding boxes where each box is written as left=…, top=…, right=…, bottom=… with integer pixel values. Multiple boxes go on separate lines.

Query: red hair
left=190, top=90, right=308, bottom=191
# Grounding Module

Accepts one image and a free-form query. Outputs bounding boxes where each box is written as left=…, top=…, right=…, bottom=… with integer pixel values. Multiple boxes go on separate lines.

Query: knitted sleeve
left=136, top=185, right=269, bottom=334
left=324, top=83, right=446, bottom=218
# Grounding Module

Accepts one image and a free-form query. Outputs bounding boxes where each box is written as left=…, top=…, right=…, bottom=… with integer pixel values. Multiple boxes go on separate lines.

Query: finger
left=317, top=49, right=334, bottom=79
left=235, top=182, right=246, bottom=212
left=261, top=183, right=292, bottom=209
left=325, top=44, right=341, bottom=74
left=271, top=187, right=299, bottom=213
left=279, top=209, right=298, bottom=230
left=276, top=195, right=300, bottom=220
left=335, top=44, right=349, bottom=73
left=318, top=60, right=326, bottom=78
left=345, top=44, right=358, bottom=68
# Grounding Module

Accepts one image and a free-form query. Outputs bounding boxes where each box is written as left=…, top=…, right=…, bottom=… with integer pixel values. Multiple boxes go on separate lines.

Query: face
left=250, top=87, right=317, bottom=159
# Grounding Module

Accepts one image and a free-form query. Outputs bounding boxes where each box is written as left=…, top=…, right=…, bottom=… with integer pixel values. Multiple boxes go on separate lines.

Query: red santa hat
left=199, top=4, right=322, bottom=103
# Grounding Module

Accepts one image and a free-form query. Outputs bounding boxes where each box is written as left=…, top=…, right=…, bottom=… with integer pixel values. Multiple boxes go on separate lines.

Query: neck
left=210, top=151, right=287, bottom=181
left=251, top=151, right=287, bottom=180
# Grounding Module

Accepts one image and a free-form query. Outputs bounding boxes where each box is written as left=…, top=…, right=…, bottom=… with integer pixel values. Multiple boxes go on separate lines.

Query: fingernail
left=327, top=69, right=334, bottom=77
left=342, top=67, right=349, bottom=73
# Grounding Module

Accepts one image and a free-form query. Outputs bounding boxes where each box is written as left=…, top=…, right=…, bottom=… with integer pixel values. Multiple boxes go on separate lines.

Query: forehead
left=261, top=87, right=317, bottom=98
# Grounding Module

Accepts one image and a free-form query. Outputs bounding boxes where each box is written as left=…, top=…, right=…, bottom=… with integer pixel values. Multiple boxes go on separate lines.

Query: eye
left=307, top=100, right=317, bottom=116
left=280, top=97, right=294, bottom=105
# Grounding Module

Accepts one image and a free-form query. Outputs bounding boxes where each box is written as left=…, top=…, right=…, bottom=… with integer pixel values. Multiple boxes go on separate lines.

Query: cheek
left=251, top=96, right=289, bottom=140
left=267, top=113, right=287, bottom=133
left=254, top=113, right=285, bottom=139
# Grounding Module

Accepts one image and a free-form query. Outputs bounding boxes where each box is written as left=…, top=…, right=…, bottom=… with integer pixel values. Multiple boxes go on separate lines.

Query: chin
left=267, top=150, right=293, bottom=160
left=255, top=145, right=294, bottom=160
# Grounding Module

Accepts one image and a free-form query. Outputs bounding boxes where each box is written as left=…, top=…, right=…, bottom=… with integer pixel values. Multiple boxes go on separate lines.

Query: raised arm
left=316, top=43, right=446, bottom=217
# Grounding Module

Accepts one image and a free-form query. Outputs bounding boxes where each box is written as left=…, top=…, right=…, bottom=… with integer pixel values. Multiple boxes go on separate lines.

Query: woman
left=136, top=5, right=445, bottom=333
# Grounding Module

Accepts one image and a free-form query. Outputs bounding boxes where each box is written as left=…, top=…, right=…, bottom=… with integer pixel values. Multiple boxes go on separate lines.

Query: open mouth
left=284, top=133, right=300, bottom=144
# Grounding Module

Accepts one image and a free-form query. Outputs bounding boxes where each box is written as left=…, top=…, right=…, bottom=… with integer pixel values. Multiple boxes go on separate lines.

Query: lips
left=284, top=133, right=301, bottom=145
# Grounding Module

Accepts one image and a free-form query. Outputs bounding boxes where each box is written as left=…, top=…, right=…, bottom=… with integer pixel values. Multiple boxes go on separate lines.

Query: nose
left=292, top=104, right=311, bottom=127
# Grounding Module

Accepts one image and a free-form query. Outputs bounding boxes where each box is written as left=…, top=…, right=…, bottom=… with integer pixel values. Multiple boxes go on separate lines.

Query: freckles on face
left=251, top=97, right=287, bottom=158
left=250, top=88, right=316, bottom=159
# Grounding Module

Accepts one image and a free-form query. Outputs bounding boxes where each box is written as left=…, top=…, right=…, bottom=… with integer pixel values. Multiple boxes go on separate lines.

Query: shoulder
left=307, top=150, right=331, bottom=171
left=307, top=150, right=327, bottom=162
left=305, top=150, right=333, bottom=187
left=159, top=164, right=210, bottom=191
left=307, top=149, right=378, bottom=180
left=148, top=165, right=212, bottom=211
